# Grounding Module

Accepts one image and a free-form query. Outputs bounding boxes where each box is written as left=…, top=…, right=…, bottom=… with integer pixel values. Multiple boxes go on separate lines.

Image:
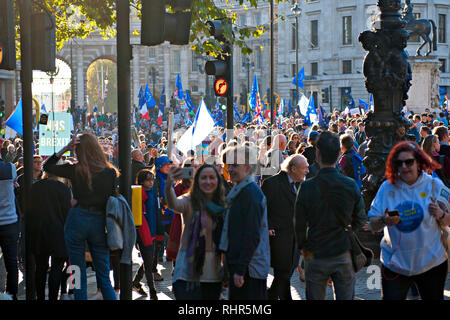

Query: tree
left=15, top=0, right=311, bottom=57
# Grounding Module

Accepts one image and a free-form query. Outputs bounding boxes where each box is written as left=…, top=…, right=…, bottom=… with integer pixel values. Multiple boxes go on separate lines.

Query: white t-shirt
left=368, top=173, right=447, bottom=276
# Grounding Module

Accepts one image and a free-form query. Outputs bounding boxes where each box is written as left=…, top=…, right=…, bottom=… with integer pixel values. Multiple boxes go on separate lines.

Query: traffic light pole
left=270, top=0, right=274, bottom=125
left=19, top=0, right=35, bottom=300
left=226, top=49, right=233, bottom=140
left=116, top=0, right=132, bottom=300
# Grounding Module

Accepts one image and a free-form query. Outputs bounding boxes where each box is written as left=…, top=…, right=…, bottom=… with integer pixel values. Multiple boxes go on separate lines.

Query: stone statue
left=401, top=0, right=437, bottom=56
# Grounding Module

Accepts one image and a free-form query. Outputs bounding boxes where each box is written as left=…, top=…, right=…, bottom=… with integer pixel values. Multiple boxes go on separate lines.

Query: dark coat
left=261, top=171, right=297, bottom=272
left=28, top=179, right=72, bottom=257
left=131, top=159, right=147, bottom=185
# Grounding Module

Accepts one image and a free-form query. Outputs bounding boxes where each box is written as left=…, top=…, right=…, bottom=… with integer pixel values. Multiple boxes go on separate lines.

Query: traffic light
left=31, top=12, right=56, bottom=72
left=220, top=104, right=227, bottom=111
left=205, top=20, right=232, bottom=97
left=321, top=87, right=329, bottom=103
left=0, top=0, right=16, bottom=70
left=0, top=100, right=5, bottom=118
left=141, top=0, right=193, bottom=46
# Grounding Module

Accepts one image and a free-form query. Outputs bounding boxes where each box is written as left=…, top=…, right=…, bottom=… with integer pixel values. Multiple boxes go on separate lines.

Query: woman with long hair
left=164, top=164, right=226, bottom=300
left=422, top=135, right=450, bottom=186
left=368, top=141, right=450, bottom=300
left=43, top=133, right=119, bottom=300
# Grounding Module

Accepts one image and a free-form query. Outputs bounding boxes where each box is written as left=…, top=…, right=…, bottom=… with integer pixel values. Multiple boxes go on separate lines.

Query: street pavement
left=2, top=247, right=450, bottom=300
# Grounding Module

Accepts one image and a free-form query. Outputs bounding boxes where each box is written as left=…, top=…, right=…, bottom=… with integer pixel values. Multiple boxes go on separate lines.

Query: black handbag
left=317, top=180, right=373, bottom=272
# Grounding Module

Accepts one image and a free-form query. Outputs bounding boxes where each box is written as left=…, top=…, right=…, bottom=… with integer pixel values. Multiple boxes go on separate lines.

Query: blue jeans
left=64, top=207, right=116, bottom=300
left=0, top=222, right=19, bottom=298
left=304, top=250, right=355, bottom=300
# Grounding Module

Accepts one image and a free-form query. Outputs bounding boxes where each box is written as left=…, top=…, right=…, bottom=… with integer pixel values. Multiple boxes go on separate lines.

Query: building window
left=410, top=13, right=421, bottom=42
left=340, top=87, right=352, bottom=110
left=149, top=48, right=156, bottom=58
left=311, top=20, right=318, bottom=48
left=343, top=16, right=352, bottom=45
left=173, top=52, right=181, bottom=73
left=256, top=50, right=262, bottom=70
left=439, top=59, right=447, bottom=73
left=291, top=23, right=297, bottom=50
left=311, top=62, right=318, bottom=76
left=240, top=14, right=246, bottom=26
left=343, top=60, right=352, bottom=74
left=255, top=12, right=261, bottom=26
left=439, top=14, right=447, bottom=44
left=191, top=54, right=199, bottom=73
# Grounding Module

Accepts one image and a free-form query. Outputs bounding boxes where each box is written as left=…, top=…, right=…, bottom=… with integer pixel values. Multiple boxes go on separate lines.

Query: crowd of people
left=0, top=104, right=449, bottom=301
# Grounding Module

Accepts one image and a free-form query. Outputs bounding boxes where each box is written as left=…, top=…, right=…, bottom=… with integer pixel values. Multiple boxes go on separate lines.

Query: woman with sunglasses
left=368, top=141, right=450, bottom=300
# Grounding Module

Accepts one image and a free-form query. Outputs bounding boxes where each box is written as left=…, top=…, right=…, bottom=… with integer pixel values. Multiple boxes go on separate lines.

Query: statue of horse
left=401, top=0, right=437, bottom=56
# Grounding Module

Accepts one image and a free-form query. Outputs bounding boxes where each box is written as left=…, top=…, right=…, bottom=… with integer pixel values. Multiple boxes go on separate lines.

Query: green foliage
left=15, top=0, right=298, bottom=57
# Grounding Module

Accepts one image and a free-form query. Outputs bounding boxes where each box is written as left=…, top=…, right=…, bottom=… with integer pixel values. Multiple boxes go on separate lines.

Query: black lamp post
left=148, top=67, right=158, bottom=97
left=359, top=0, right=412, bottom=208
left=291, top=2, right=302, bottom=106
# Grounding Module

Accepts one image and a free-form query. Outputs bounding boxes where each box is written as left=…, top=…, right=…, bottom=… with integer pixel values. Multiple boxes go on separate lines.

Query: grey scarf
left=219, top=175, right=255, bottom=252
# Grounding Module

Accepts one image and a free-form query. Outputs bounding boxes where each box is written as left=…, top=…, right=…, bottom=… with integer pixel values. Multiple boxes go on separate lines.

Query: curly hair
left=385, top=141, right=441, bottom=185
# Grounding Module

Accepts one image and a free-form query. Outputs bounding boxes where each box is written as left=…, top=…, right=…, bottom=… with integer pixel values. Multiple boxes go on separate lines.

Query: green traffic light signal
left=220, top=104, right=227, bottom=111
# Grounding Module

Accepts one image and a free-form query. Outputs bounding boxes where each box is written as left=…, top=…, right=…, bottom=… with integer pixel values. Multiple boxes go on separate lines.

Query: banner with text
left=39, top=112, right=73, bottom=156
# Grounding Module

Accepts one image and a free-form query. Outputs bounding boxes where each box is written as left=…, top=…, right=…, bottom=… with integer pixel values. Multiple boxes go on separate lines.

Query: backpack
left=351, top=152, right=366, bottom=189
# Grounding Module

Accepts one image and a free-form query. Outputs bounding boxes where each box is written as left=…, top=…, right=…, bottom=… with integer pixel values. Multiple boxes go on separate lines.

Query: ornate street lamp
left=359, top=0, right=412, bottom=208
left=291, top=1, right=302, bottom=106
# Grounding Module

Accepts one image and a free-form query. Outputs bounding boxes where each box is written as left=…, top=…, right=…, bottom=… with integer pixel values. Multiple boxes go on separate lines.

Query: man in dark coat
left=261, top=154, right=309, bottom=300
left=131, top=149, right=149, bottom=185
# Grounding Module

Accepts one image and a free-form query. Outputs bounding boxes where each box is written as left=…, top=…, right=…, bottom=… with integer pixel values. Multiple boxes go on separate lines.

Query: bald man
left=131, top=149, right=149, bottom=185
left=262, top=134, right=287, bottom=179
left=262, top=154, right=309, bottom=300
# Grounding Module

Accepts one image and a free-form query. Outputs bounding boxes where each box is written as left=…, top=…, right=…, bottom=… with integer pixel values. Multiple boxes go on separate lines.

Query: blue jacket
left=225, top=182, right=270, bottom=279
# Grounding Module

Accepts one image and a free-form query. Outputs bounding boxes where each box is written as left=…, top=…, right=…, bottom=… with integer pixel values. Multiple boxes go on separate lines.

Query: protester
left=295, top=131, right=367, bottom=300
left=0, top=152, right=20, bottom=300
left=368, top=141, right=449, bottom=300
left=165, top=164, right=226, bottom=300
left=43, top=133, right=119, bottom=300
left=220, top=145, right=270, bottom=300
left=28, top=169, right=72, bottom=300
left=132, top=169, right=159, bottom=300
left=262, top=154, right=309, bottom=300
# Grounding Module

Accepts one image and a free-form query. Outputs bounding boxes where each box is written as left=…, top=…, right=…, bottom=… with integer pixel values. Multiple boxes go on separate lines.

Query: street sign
left=214, top=78, right=228, bottom=96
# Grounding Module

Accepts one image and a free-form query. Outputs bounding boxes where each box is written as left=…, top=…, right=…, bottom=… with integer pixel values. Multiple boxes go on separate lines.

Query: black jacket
left=131, top=159, right=147, bottom=185
left=295, top=167, right=367, bottom=259
left=261, top=171, right=297, bottom=271
left=28, top=179, right=72, bottom=257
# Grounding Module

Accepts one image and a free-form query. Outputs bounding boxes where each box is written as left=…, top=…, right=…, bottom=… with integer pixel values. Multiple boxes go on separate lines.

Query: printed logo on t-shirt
left=394, top=201, right=424, bottom=233
left=440, top=188, right=450, bottom=202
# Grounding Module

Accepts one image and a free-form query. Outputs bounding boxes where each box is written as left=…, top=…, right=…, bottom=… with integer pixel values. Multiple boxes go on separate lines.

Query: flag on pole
left=174, top=74, right=185, bottom=101
left=157, top=86, right=165, bottom=125
left=93, top=104, right=98, bottom=113
left=369, top=94, right=374, bottom=112
left=144, top=83, right=157, bottom=109
left=292, top=67, right=305, bottom=88
left=233, top=101, right=241, bottom=122
left=184, top=90, right=196, bottom=115
left=6, top=99, right=23, bottom=136
left=304, top=93, right=318, bottom=126
left=358, top=99, right=369, bottom=113
left=298, top=94, right=309, bottom=116
left=176, top=99, right=216, bottom=155
left=318, top=104, right=329, bottom=127
left=288, top=99, right=292, bottom=116
left=40, top=104, right=47, bottom=113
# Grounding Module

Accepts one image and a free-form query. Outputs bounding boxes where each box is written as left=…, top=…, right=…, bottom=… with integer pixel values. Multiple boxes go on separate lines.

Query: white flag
left=298, top=95, right=309, bottom=116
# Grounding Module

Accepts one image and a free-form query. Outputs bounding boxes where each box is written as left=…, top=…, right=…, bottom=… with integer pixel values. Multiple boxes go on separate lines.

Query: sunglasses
left=395, top=158, right=415, bottom=167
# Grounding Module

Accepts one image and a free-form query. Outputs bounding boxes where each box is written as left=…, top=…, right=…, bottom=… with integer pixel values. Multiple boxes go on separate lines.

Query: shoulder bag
left=317, top=179, right=373, bottom=273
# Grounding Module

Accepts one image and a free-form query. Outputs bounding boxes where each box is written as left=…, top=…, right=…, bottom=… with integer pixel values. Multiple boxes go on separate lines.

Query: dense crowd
left=0, top=104, right=449, bottom=301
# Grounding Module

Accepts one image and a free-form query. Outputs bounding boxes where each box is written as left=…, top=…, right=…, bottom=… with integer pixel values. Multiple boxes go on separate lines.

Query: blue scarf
left=156, top=171, right=174, bottom=225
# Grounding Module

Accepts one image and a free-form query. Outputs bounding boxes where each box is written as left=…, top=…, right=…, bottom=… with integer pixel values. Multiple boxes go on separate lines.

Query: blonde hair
left=75, top=133, right=119, bottom=190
